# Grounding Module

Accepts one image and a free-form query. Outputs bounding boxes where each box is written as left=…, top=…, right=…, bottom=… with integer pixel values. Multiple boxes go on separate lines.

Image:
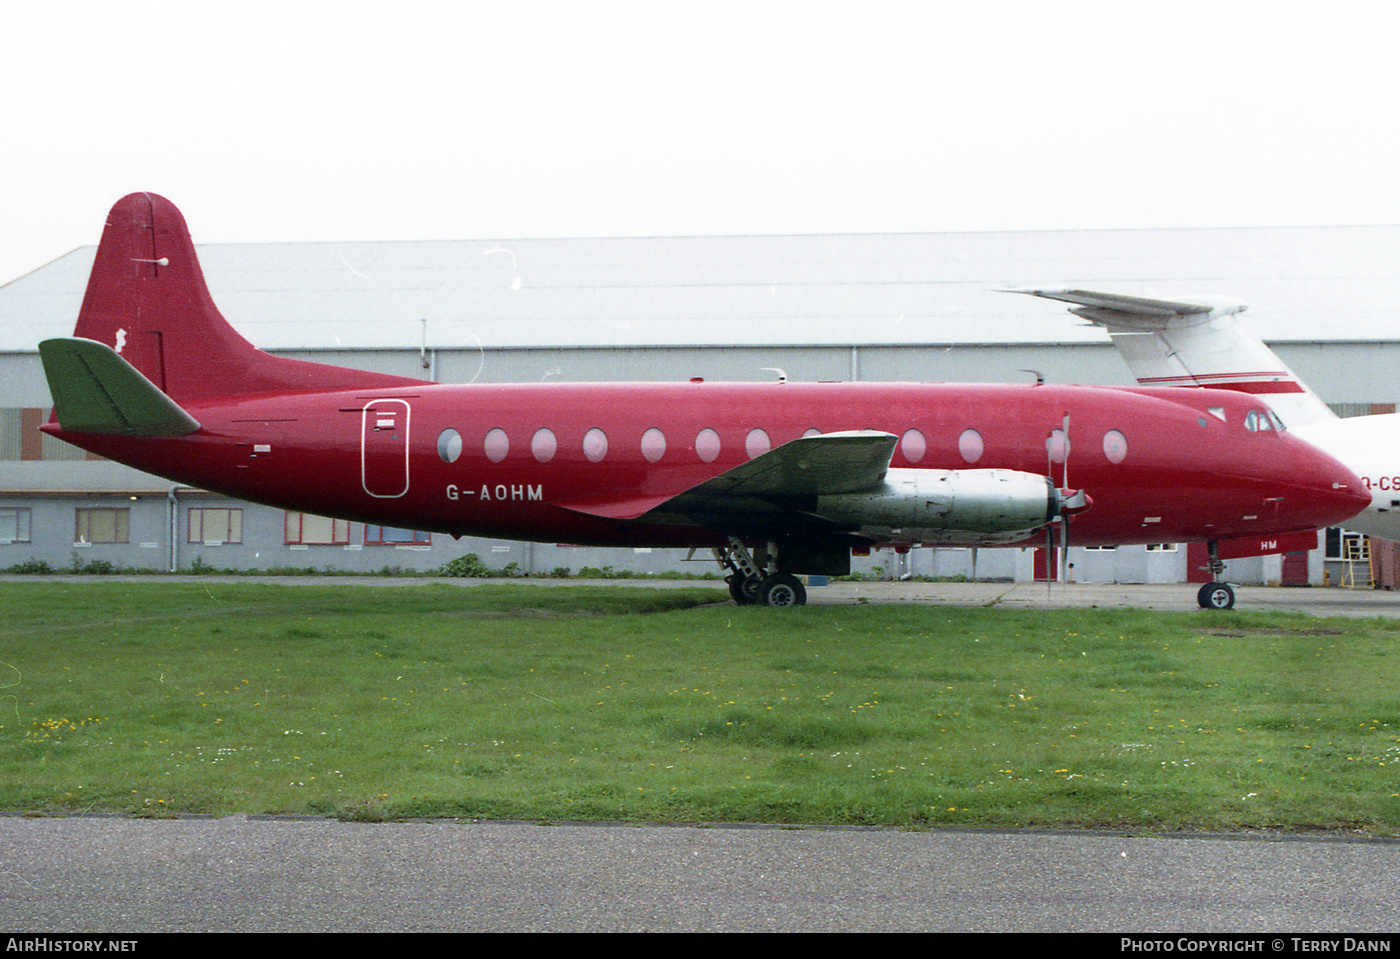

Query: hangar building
left=1, top=221, right=1395, bottom=586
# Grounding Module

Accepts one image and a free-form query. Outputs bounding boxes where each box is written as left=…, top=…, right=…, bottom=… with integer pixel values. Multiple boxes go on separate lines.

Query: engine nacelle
left=815, top=468, right=1062, bottom=543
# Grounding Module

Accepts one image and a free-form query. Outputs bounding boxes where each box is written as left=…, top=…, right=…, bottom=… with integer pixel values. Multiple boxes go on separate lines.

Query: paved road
left=806, top=579, right=1400, bottom=617
left=11, top=573, right=1400, bottom=618
left=3, top=814, right=1399, bottom=933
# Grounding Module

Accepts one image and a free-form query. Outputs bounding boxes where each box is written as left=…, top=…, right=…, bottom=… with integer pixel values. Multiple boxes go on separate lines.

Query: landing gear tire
left=759, top=573, right=807, bottom=608
left=1197, top=582, right=1236, bottom=610
left=715, top=539, right=808, bottom=608
left=728, top=575, right=760, bottom=605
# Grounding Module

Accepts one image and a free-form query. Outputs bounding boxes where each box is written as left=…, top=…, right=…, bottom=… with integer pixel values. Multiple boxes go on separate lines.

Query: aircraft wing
left=553, top=431, right=898, bottom=532
left=39, top=337, right=201, bottom=437
left=670, top=430, right=897, bottom=499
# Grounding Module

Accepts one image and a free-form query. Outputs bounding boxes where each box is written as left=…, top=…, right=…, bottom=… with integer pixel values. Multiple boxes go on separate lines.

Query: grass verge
left=2, top=581, right=1398, bottom=833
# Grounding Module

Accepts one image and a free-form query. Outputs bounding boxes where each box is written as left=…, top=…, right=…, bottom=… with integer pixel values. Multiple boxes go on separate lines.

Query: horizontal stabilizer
left=1011, top=288, right=1246, bottom=329
left=39, top=337, right=201, bottom=437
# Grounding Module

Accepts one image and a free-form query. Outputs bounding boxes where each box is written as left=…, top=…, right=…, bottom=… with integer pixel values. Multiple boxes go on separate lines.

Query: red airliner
left=37, top=194, right=1368, bottom=608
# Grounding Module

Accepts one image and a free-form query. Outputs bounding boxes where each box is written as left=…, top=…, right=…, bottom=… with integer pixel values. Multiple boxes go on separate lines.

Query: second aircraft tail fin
left=1014, top=288, right=1336, bottom=428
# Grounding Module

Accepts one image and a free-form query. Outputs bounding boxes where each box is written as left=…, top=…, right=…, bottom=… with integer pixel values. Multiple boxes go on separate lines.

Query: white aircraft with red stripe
left=1017, top=288, right=1400, bottom=541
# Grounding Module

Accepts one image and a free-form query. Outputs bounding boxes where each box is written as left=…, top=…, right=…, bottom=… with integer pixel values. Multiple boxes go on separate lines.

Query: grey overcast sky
left=4, top=0, right=1399, bottom=285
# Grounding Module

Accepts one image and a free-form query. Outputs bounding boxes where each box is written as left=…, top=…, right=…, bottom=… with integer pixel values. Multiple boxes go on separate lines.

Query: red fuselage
left=47, top=378, right=1369, bottom=550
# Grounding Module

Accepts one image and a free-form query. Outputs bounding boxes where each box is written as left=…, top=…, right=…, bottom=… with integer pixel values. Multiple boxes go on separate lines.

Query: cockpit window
left=1244, top=408, right=1284, bottom=433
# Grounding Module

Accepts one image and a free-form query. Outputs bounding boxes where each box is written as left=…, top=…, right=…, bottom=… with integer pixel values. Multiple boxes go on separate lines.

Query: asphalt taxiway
left=4, top=814, right=1400, bottom=933
left=12, top=573, right=1395, bottom=618
left=804, top=579, right=1400, bottom=617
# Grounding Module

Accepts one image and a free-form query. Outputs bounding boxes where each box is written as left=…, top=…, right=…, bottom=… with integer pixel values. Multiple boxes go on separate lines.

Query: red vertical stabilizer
left=73, top=193, right=427, bottom=402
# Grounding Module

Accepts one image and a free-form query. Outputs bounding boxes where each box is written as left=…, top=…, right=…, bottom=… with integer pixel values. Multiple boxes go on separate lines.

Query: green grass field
left=2, top=580, right=1399, bottom=833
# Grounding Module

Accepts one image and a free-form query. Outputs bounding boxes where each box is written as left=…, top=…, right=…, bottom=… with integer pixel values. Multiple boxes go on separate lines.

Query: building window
left=0, top=507, right=32, bottom=543
left=75, top=508, right=129, bottom=544
left=285, top=512, right=351, bottom=545
left=1145, top=543, right=1178, bottom=552
left=189, top=508, right=243, bottom=544
left=1326, top=527, right=1366, bottom=560
left=365, top=525, right=431, bottom=546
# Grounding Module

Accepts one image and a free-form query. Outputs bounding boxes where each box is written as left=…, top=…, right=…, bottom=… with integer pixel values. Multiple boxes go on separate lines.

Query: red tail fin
left=73, top=193, right=427, bottom=402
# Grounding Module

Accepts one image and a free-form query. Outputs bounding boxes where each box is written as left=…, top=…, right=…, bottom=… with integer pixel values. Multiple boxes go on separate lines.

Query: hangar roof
left=2, top=225, right=1397, bottom=352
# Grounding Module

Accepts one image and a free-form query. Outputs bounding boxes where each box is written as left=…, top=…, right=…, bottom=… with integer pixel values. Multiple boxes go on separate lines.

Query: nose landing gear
left=1197, top=540, right=1236, bottom=610
left=1197, top=580, right=1236, bottom=610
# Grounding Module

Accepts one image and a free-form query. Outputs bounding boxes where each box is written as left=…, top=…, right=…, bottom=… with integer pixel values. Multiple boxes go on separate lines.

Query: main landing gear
left=714, top=538, right=808, bottom=607
left=1197, top=540, right=1236, bottom=610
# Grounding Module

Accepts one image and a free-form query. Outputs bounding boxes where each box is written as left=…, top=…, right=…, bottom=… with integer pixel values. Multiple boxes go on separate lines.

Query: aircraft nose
left=1293, top=444, right=1370, bottom=528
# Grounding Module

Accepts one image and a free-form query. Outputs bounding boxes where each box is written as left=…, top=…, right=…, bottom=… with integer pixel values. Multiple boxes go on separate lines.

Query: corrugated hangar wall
left=0, top=223, right=1396, bottom=584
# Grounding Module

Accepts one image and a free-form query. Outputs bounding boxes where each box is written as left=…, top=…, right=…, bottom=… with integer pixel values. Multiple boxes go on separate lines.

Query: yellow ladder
left=1341, top=536, right=1373, bottom=588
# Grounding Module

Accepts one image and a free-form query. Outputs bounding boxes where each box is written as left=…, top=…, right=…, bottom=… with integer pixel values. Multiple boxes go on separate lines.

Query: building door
left=1186, top=541, right=1210, bottom=583
left=1281, top=550, right=1310, bottom=586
